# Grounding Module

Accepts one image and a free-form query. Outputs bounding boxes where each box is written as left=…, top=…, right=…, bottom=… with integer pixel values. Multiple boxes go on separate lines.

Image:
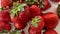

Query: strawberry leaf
left=58, top=4, right=60, bottom=17
left=39, top=0, right=44, bottom=8
left=31, top=16, right=40, bottom=28
left=10, top=2, right=26, bottom=18
left=0, top=29, right=8, bottom=33
left=10, top=30, right=22, bottom=34
left=0, top=8, right=3, bottom=11
left=25, top=0, right=38, bottom=5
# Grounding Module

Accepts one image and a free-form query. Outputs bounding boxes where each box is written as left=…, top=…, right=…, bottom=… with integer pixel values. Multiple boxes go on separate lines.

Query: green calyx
left=58, top=4, right=60, bottom=17
left=0, top=8, right=3, bottom=11
left=31, top=16, right=40, bottom=28
left=39, top=0, right=44, bottom=8
left=10, top=30, right=22, bottom=34
left=25, top=0, right=38, bottom=5
left=0, top=29, right=8, bottom=33
left=10, top=2, right=26, bottom=18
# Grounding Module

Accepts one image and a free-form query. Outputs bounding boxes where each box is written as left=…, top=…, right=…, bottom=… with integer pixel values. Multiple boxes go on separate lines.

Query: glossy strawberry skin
left=1, top=0, right=12, bottom=8
left=0, top=21, right=11, bottom=31
left=29, top=28, right=41, bottom=34
left=14, top=22, right=27, bottom=29
left=30, top=5, right=41, bottom=18
left=0, top=10, right=11, bottom=22
left=42, top=12, right=59, bottom=29
left=21, top=31, right=25, bottom=34
left=30, top=16, right=44, bottom=32
left=51, top=0, right=60, bottom=2
left=44, top=29, right=58, bottom=34
left=41, top=0, right=51, bottom=11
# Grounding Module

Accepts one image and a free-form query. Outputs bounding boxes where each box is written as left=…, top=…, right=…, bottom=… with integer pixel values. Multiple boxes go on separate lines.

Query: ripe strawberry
left=1, top=0, right=12, bottom=8
left=57, top=4, right=60, bottom=18
left=29, top=28, right=41, bottom=34
left=44, top=29, right=58, bottom=34
left=10, top=2, right=30, bottom=29
left=42, top=12, right=59, bottom=29
left=10, top=30, right=25, bottom=34
left=14, top=22, right=27, bottom=29
left=51, top=0, right=60, bottom=2
left=30, top=5, right=41, bottom=18
left=39, top=0, right=51, bottom=11
left=0, top=9, right=11, bottom=22
left=0, top=21, right=11, bottom=32
left=30, top=16, right=45, bottom=32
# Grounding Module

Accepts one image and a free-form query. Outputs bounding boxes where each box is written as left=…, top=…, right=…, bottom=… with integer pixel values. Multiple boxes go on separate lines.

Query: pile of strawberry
left=0, top=0, right=60, bottom=34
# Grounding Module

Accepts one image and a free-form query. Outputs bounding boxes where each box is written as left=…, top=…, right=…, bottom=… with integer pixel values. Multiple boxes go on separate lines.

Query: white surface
left=23, top=0, right=60, bottom=34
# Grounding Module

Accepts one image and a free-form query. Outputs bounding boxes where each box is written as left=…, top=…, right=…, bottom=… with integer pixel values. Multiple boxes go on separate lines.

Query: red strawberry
left=44, top=29, right=58, bottom=34
left=30, top=5, right=41, bottom=18
left=57, top=4, right=60, bottom=18
left=14, top=22, right=27, bottom=29
left=29, top=28, right=41, bottom=34
left=10, top=2, right=30, bottom=29
left=0, top=9, right=11, bottom=22
left=30, top=16, right=44, bottom=32
left=42, top=12, right=59, bottom=29
left=0, top=21, right=11, bottom=32
left=1, top=0, right=12, bottom=8
left=39, top=0, right=51, bottom=11
left=51, top=0, right=60, bottom=2
left=10, top=30, right=25, bottom=34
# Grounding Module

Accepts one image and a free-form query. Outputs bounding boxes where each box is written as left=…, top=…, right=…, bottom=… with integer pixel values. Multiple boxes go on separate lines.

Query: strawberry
left=57, top=4, right=60, bottom=18
left=39, top=0, right=51, bottom=11
left=0, top=21, right=11, bottom=33
left=10, top=30, right=25, bottom=34
left=14, top=22, right=27, bottom=29
left=0, top=9, right=11, bottom=22
left=29, top=28, right=41, bottom=34
left=1, top=0, right=12, bottom=8
left=10, top=2, right=30, bottom=29
left=30, top=16, right=45, bottom=32
left=51, top=0, right=60, bottom=2
left=44, top=29, right=58, bottom=34
left=30, top=5, right=41, bottom=18
left=42, top=12, right=59, bottom=29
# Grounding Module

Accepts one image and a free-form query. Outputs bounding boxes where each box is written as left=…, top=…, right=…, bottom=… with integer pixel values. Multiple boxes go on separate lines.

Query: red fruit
left=0, top=10, right=11, bottom=22
left=29, top=28, right=41, bottom=34
left=57, top=4, right=60, bottom=18
left=39, top=0, right=51, bottom=11
left=30, top=5, right=41, bottom=18
left=30, top=16, right=44, bottom=32
left=10, top=2, right=30, bottom=24
left=1, top=0, right=12, bottom=8
left=21, top=31, right=25, bottom=34
left=0, top=21, right=11, bottom=32
left=44, top=29, right=58, bottom=34
left=14, top=22, right=27, bottom=29
left=51, top=0, right=60, bottom=2
left=42, top=12, right=59, bottom=29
